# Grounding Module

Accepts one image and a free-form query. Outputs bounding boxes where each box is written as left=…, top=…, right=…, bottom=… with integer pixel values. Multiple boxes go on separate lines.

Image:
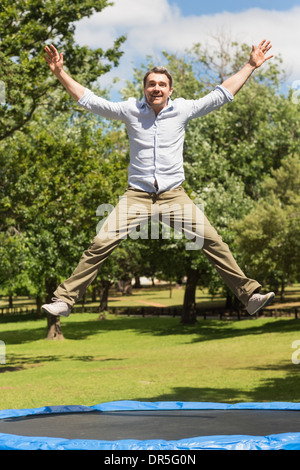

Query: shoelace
left=250, top=293, right=262, bottom=300
left=51, top=297, right=64, bottom=303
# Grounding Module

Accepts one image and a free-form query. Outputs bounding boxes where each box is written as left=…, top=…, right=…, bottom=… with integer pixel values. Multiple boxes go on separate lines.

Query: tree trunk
left=169, top=280, right=173, bottom=298
left=181, top=267, right=199, bottom=324
left=116, top=279, right=132, bottom=295
left=46, top=313, right=64, bottom=340
left=91, top=286, right=97, bottom=302
left=226, top=291, right=243, bottom=314
left=134, top=276, right=141, bottom=288
left=99, top=280, right=112, bottom=312
left=280, top=280, right=285, bottom=301
left=81, top=293, right=86, bottom=313
left=36, top=295, right=43, bottom=316
left=45, top=278, right=64, bottom=340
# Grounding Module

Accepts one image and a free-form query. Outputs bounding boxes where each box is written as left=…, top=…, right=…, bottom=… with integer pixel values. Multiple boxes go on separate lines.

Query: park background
left=0, top=0, right=300, bottom=409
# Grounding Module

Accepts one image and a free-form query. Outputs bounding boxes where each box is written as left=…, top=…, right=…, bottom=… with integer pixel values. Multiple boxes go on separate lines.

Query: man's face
left=144, top=73, right=173, bottom=113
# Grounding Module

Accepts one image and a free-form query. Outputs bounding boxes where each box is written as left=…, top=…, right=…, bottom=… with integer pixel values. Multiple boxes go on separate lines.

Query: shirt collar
left=139, top=95, right=173, bottom=111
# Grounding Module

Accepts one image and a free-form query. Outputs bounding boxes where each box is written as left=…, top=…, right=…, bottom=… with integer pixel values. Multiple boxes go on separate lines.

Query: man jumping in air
left=42, top=39, right=275, bottom=317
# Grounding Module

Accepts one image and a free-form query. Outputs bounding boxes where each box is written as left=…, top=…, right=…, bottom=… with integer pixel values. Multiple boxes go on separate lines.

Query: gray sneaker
left=246, top=292, right=275, bottom=315
left=42, top=297, right=72, bottom=317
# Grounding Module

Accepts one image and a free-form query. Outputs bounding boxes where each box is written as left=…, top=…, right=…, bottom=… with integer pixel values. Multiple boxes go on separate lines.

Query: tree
left=0, top=228, right=31, bottom=306
left=0, top=106, right=128, bottom=336
left=0, top=0, right=125, bottom=140
left=0, top=1, right=126, bottom=337
left=233, top=154, right=300, bottom=296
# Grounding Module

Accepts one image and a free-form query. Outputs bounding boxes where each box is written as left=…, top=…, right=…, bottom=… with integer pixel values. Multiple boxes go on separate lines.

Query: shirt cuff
left=77, top=88, right=93, bottom=106
left=216, top=84, right=234, bottom=102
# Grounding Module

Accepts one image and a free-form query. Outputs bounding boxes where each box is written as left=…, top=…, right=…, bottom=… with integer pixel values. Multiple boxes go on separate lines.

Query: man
left=42, top=39, right=275, bottom=317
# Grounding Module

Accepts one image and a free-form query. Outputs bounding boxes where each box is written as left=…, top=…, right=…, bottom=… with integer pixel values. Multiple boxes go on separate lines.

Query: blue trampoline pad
left=0, top=401, right=300, bottom=450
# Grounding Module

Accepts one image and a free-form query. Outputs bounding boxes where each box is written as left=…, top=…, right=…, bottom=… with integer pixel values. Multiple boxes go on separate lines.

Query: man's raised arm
left=43, top=44, right=85, bottom=102
left=221, top=39, right=273, bottom=96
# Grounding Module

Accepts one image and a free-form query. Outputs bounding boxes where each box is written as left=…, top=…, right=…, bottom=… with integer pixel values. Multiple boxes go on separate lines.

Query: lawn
left=1, top=312, right=300, bottom=411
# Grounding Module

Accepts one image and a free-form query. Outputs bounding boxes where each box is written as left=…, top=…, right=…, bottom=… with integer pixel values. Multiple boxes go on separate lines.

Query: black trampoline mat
left=1, top=410, right=300, bottom=441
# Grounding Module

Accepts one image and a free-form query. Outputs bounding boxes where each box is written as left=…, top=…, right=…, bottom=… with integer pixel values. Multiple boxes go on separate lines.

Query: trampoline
left=1, top=401, right=300, bottom=450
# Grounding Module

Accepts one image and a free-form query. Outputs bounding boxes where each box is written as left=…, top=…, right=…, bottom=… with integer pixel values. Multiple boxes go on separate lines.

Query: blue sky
left=74, top=0, right=300, bottom=96
left=169, top=0, right=300, bottom=15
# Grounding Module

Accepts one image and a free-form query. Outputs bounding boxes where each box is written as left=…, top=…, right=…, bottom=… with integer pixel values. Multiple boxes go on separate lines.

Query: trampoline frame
left=1, top=401, right=300, bottom=450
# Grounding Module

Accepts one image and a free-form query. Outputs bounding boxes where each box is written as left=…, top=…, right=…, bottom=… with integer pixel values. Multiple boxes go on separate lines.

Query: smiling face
left=144, top=72, right=173, bottom=115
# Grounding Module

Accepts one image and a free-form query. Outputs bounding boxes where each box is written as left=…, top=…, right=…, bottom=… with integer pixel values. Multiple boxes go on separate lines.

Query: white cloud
left=74, top=0, right=178, bottom=49
left=74, top=1, right=300, bottom=95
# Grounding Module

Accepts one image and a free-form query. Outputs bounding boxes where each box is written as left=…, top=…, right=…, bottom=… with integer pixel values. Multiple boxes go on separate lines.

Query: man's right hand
left=43, top=44, right=85, bottom=102
left=43, top=44, right=64, bottom=76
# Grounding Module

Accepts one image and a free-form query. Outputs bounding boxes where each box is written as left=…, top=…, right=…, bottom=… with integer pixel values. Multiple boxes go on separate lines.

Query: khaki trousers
left=54, top=186, right=261, bottom=307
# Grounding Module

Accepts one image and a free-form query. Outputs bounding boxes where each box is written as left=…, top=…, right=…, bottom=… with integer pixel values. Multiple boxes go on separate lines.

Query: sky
left=74, top=0, right=300, bottom=98
left=169, top=0, right=300, bottom=15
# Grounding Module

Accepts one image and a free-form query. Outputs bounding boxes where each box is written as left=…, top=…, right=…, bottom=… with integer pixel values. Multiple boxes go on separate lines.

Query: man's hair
left=143, top=66, right=173, bottom=89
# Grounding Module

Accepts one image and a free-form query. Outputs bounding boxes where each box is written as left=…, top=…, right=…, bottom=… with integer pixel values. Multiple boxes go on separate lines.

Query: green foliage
left=0, top=1, right=128, bottom=301
left=0, top=0, right=125, bottom=140
left=0, top=228, right=32, bottom=296
left=0, top=107, right=128, bottom=298
left=233, top=154, right=300, bottom=293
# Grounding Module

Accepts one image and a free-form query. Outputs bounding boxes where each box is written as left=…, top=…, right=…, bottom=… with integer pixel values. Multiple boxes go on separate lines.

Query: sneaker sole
left=249, top=292, right=275, bottom=315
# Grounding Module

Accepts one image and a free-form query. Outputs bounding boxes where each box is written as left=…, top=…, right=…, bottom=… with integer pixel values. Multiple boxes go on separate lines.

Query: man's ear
left=169, top=87, right=174, bottom=96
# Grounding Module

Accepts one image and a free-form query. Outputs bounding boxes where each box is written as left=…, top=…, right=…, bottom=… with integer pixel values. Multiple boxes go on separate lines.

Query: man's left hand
left=249, top=39, right=273, bottom=69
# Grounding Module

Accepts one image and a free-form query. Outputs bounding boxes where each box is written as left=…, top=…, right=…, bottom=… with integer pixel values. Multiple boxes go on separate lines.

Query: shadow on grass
left=0, top=352, right=124, bottom=373
left=133, top=362, right=300, bottom=403
left=0, top=354, right=60, bottom=373
left=1, top=316, right=300, bottom=403
left=1, top=315, right=300, bottom=344
left=63, top=316, right=300, bottom=344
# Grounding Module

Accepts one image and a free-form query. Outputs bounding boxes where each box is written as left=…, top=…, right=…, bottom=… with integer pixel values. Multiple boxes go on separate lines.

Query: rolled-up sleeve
left=78, top=88, right=126, bottom=120
left=188, top=85, right=234, bottom=120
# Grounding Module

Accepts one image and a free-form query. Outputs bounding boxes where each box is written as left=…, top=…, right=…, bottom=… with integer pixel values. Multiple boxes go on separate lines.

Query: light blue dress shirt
left=78, top=85, right=233, bottom=193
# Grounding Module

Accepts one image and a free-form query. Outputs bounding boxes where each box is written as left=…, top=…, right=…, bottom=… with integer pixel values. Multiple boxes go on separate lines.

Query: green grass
left=1, top=313, right=300, bottom=410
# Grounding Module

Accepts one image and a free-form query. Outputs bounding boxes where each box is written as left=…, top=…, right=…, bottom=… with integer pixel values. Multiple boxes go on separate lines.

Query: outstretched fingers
left=259, top=39, right=273, bottom=58
left=44, top=44, right=59, bottom=62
